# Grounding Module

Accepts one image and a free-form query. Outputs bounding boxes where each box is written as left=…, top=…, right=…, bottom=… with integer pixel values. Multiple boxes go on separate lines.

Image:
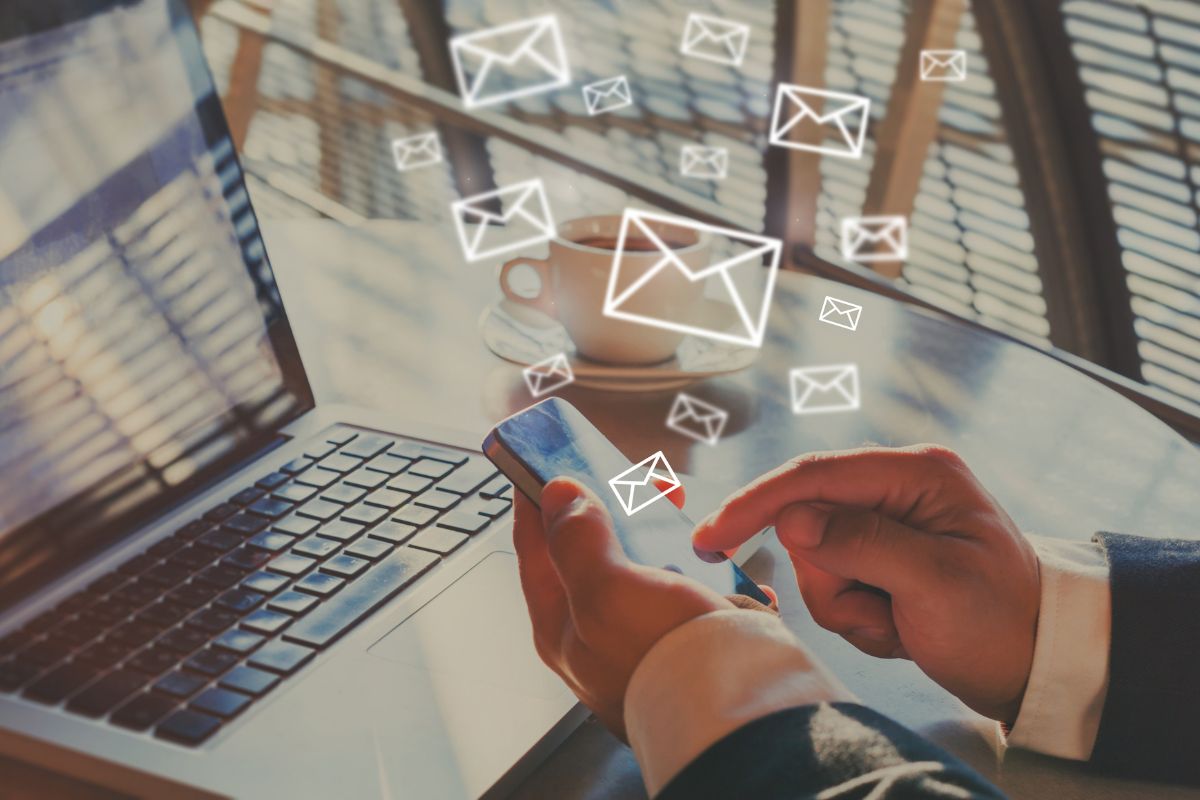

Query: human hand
left=512, top=477, right=734, bottom=740
left=692, top=445, right=1040, bottom=723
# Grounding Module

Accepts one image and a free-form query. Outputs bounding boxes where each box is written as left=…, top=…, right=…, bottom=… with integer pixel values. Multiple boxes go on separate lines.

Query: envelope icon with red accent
left=666, top=393, right=728, bottom=446
left=608, top=451, right=681, bottom=516
left=602, top=209, right=782, bottom=348
left=790, top=364, right=860, bottom=415
left=522, top=352, right=574, bottom=398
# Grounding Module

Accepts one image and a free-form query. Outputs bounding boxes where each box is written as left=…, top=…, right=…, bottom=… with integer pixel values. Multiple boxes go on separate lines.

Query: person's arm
left=512, top=478, right=1008, bottom=799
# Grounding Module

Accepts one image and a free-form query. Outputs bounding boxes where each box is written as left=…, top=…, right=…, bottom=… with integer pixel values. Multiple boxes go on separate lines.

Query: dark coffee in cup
left=572, top=235, right=688, bottom=252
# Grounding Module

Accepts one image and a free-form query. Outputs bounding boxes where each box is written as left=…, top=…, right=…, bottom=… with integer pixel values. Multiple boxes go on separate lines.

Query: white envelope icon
left=608, top=451, right=682, bottom=516
left=450, top=15, right=571, bottom=109
left=603, top=208, right=782, bottom=348
left=680, top=145, right=728, bottom=179
left=680, top=12, right=751, bottom=67
left=666, top=393, right=728, bottom=446
left=582, top=75, right=632, bottom=116
left=451, top=179, right=555, bottom=262
left=920, top=49, right=967, bottom=82
left=391, top=132, right=442, bottom=172
left=790, top=364, right=860, bottom=415
left=841, top=215, right=907, bottom=263
left=522, top=352, right=574, bottom=398
left=818, top=296, right=863, bottom=332
left=769, top=84, right=871, bottom=159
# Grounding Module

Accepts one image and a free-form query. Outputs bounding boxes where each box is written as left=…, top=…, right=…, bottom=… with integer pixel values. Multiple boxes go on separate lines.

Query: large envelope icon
left=790, top=364, right=860, bottom=415
left=450, top=15, right=571, bottom=109
left=602, top=208, right=782, bottom=348
left=583, top=76, right=633, bottom=116
left=680, top=145, right=728, bottom=179
left=680, top=12, right=751, bottom=67
left=522, top=352, right=574, bottom=397
left=818, top=295, right=863, bottom=332
left=769, top=84, right=871, bottom=159
left=391, top=132, right=442, bottom=172
left=920, top=49, right=967, bottom=82
left=608, top=451, right=682, bottom=516
left=451, top=179, right=555, bottom=262
left=666, top=393, right=728, bottom=446
left=841, top=215, right=907, bottom=263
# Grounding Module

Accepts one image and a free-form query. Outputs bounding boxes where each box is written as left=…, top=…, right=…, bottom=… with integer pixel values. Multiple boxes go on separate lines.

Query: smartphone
left=483, top=397, right=770, bottom=604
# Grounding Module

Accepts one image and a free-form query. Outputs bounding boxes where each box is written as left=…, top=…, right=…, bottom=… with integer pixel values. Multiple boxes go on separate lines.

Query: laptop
left=0, top=1, right=594, bottom=796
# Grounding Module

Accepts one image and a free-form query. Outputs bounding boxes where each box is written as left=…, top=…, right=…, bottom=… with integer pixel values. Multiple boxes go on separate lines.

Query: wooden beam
left=221, top=23, right=265, bottom=149
left=766, top=0, right=830, bottom=260
left=860, top=0, right=966, bottom=278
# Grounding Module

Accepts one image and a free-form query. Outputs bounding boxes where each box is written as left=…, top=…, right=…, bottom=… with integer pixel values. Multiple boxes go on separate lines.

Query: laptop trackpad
left=367, top=551, right=567, bottom=700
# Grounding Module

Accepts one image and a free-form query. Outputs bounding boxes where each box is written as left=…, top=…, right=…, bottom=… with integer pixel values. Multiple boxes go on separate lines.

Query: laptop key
left=273, top=483, right=316, bottom=504
left=392, top=442, right=467, bottom=465
left=141, top=563, right=192, bottom=587
left=155, top=709, right=222, bottom=746
left=266, top=553, right=317, bottom=578
left=247, top=531, right=294, bottom=552
left=183, top=648, right=238, bottom=677
left=158, top=627, right=209, bottom=655
left=437, top=460, right=499, bottom=495
left=341, top=434, right=395, bottom=460
left=345, top=538, right=394, bottom=561
left=414, top=490, right=459, bottom=512
left=241, top=610, right=292, bottom=636
left=305, top=441, right=337, bottom=459
left=248, top=640, right=314, bottom=674
left=478, top=476, right=512, bottom=499
left=127, top=646, right=180, bottom=676
left=255, top=471, right=290, bottom=490
left=368, top=521, right=418, bottom=544
left=112, top=692, right=178, bottom=731
left=394, top=504, right=439, bottom=527
left=175, top=520, right=215, bottom=539
left=66, top=670, right=145, bottom=716
left=203, top=503, right=239, bottom=522
left=214, top=588, right=265, bottom=614
left=170, top=544, right=217, bottom=570
left=342, top=503, right=387, bottom=525
left=387, top=474, right=432, bottom=494
left=284, top=548, right=438, bottom=649
left=363, top=488, right=410, bottom=509
left=197, top=530, right=242, bottom=553
left=294, top=467, right=340, bottom=489
left=409, top=529, right=469, bottom=555
left=192, top=687, right=251, bottom=719
left=363, top=453, right=411, bottom=475
left=325, top=427, right=359, bottom=446
left=166, top=583, right=219, bottom=609
left=195, top=565, right=243, bottom=589
left=268, top=591, right=318, bottom=616
left=187, top=608, right=238, bottom=635
left=321, top=555, right=368, bottom=579
left=296, top=499, right=343, bottom=521
left=272, top=514, right=319, bottom=536
left=318, top=454, right=362, bottom=473
left=294, top=573, right=344, bottom=597
left=435, top=510, right=491, bottom=535
left=344, top=468, right=387, bottom=489
left=213, top=629, right=265, bottom=655
left=315, top=520, right=364, bottom=543
left=154, top=670, right=207, bottom=699
left=219, top=666, right=279, bottom=697
left=23, top=661, right=98, bottom=704
left=137, top=602, right=190, bottom=627
left=292, top=536, right=339, bottom=560
left=221, top=548, right=272, bottom=572
left=241, top=571, right=289, bottom=595
left=408, top=458, right=455, bottom=480
left=116, top=554, right=158, bottom=576
left=109, top=621, right=159, bottom=649
left=223, top=513, right=270, bottom=535
left=75, top=641, right=129, bottom=669
left=230, top=487, right=266, bottom=506
left=247, top=498, right=293, bottom=519
left=322, top=483, right=366, bottom=505
left=281, top=456, right=314, bottom=475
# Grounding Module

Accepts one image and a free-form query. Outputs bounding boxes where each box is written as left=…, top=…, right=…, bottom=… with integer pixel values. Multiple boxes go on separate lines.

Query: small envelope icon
left=391, top=132, right=442, bottom=172
left=451, top=179, right=555, bottom=262
left=522, top=352, right=574, bottom=398
left=666, top=393, right=728, bottom=446
left=583, top=76, right=633, bottom=116
left=680, top=12, right=750, bottom=67
left=680, top=145, right=728, bottom=179
left=450, top=15, right=571, bottom=109
left=818, top=296, right=862, bottom=332
left=841, top=215, right=907, bottom=263
left=603, top=208, right=782, bottom=348
left=920, top=49, right=967, bottom=82
left=769, top=84, right=871, bottom=159
left=790, top=364, right=860, bottom=415
left=608, top=451, right=682, bottom=517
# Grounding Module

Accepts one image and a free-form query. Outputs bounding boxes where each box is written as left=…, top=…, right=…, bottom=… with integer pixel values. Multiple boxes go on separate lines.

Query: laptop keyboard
left=0, top=427, right=512, bottom=747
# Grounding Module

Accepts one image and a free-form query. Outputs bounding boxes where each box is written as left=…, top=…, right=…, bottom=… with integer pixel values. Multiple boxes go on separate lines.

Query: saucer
left=479, top=297, right=758, bottom=392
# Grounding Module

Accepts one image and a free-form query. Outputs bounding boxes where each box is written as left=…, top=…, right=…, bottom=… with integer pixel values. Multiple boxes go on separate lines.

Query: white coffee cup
left=500, top=214, right=711, bottom=365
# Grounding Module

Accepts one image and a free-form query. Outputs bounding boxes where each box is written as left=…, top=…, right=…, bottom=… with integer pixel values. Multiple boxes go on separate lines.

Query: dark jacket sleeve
left=1090, top=532, right=1200, bottom=785
left=656, top=702, right=1006, bottom=800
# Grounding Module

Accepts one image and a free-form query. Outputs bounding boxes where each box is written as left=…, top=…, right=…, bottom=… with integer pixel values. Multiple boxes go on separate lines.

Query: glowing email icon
left=680, top=12, right=750, bottom=67
left=790, top=364, right=860, bottom=415
left=583, top=76, right=632, bottom=116
left=603, top=209, right=782, bottom=348
left=920, top=50, right=967, bottom=82
left=522, top=352, right=574, bottom=398
left=450, top=15, right=570, bottom=110
left=451, top=179, right=555, bottom=262
left=666, top=393, right=728, bottom=446
left=608, top=451, right=681, bottom=516
left=391, top=132, right=442, bottom=172
left=680, top=145, right=728, bottom=179
left=769, top=84, right=871, bottom=159
left=818, top=296, right=862, bottom=332
left=841, top=216, right=907, bottom=263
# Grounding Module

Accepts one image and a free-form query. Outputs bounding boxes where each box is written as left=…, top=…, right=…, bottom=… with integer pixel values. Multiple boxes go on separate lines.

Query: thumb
left=539, top=477, right=632, bottom=608
left=776, top=503, right=941, bottom=597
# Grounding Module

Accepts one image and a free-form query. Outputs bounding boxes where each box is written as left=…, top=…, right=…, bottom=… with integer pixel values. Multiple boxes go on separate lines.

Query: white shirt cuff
left=623, top=609, right=852, bottom=796
left=1006, top=534, right=1111, bottom=760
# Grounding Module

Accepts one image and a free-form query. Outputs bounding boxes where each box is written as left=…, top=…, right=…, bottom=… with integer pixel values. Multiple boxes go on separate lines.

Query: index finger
left=691, top=445, right=975, bottom=553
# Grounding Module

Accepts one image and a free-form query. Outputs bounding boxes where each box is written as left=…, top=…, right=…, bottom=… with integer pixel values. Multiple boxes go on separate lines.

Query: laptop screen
left=0, top=0, right=314, bottom=610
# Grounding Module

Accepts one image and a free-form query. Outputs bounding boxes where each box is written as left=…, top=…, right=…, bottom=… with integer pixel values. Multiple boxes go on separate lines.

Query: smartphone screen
left=483, top=398, right=769, bottom=604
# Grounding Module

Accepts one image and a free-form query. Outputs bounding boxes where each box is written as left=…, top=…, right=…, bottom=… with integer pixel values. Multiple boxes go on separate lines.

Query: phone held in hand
left=483, top=398, right=770, bottom=604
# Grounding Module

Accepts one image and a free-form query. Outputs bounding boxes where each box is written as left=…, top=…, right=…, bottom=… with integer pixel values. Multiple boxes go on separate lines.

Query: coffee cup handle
left=499, top=257, right=557, bottom=318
